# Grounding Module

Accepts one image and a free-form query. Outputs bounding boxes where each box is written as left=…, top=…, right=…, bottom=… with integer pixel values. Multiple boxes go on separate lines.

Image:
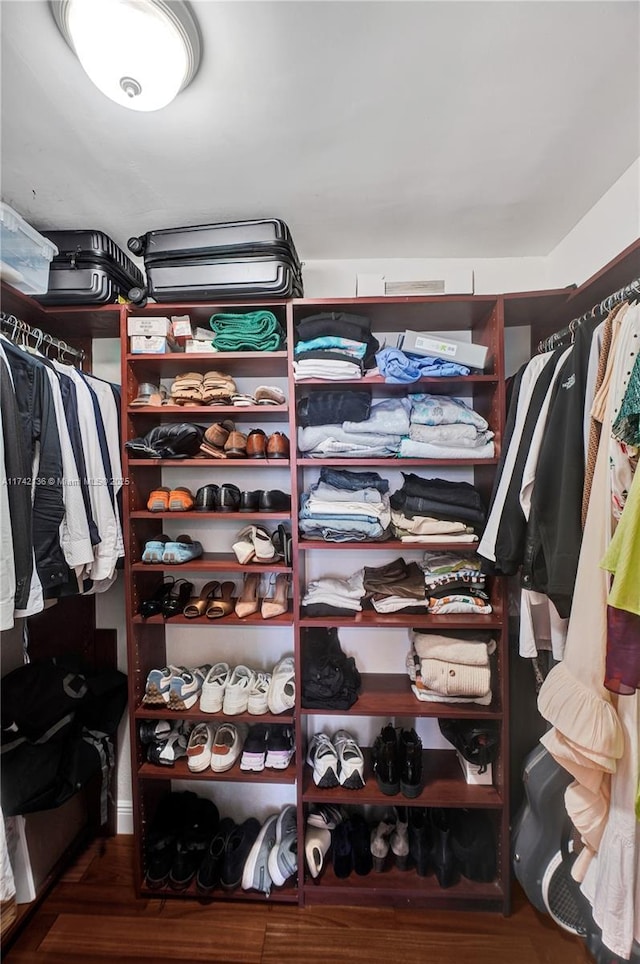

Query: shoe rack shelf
left=302, top=750, right=502, bottom=808
left=118, top=291, right=514, bottom=912
left=134, top=707, right=294, bottom=725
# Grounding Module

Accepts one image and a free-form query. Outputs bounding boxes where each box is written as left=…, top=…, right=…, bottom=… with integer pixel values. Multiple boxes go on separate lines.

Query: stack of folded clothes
left=421, top=551, right=492, bottom=615
left=298, top=395, right=410, bottom=459
left=209, top=310, right=285, bottom=352
left=362, top=558, right=428, bottom=614
left=301, top=571, right=365, bottom=617
left=293, top=312, right=379, bottom=381
left=399, top=394, right=495, bottom=459
left=169, top=371, right=237, bottom=406
left=406, top=630, right=496, bottom=705
left=390, top=474, right=486, bottom=543
left=298, top=468, right=391, bottom=543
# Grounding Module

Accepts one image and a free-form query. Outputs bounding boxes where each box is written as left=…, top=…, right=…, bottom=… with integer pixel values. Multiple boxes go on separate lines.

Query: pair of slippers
left=142, top=534, right=203, bottom=565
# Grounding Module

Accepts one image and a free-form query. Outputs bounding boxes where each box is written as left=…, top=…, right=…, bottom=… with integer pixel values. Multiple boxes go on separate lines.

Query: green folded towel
left=209, top=310, right=285, bottom=352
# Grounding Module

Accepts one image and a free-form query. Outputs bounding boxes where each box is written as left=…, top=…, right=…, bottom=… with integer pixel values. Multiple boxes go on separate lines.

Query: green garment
left=601, top=462, right=640, bottom=615
left=209, top=311, right=284, bottom=352
left=612, top=351, right=640, bottom=446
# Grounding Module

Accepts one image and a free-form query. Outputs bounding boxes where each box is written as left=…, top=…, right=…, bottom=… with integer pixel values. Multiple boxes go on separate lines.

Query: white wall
left=544, top=157, right=640, bottom=289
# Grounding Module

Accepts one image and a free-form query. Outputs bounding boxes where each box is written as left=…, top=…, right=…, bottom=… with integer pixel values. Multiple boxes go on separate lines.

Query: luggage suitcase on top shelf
left=128, top=218, right=302, bottom=273
left=35, top=229, right=145, bottom=306
left=127, top=218, right=303, bottom=303
left=143, top=255, right=303, bottom=303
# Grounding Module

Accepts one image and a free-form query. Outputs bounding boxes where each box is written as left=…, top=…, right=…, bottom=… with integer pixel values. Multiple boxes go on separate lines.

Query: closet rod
left=537, top=276, right=640, bottom=353
left=0, top=310, right=85, bottom=363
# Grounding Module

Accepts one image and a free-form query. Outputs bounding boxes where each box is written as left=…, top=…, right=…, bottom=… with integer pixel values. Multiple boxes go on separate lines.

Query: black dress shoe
left=215, top=483, right=241, bottom=512
left=239, top=490, right=260, bottom=512
left=350, top=813, right=373, bottom=876
left=195, top=484, right=219, bottom=512
left=332, top=819, right=352, bottom=878
left=258, top=489, right=292, bottom=512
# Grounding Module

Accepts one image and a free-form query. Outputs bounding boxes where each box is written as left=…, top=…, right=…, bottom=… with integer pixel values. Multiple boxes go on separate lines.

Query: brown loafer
left=224, top=431, right=248, bottom=458
left=266, top=432, right=290, bottom=460
left=246, top=429, right=267, bottom=459
left=204, top=420, right=234, bottom=448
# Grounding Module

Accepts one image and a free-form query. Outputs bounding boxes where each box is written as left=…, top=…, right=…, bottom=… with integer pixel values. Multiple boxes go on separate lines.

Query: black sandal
left=162, top=578, right=195, bottom=619
left=139, top=577, right=175, bottom=619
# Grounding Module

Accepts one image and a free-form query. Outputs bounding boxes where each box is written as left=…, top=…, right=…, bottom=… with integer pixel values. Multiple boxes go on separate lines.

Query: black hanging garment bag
left=127, top=218, right=304, bottom=302
left=35, top=229, right=145, bottom=305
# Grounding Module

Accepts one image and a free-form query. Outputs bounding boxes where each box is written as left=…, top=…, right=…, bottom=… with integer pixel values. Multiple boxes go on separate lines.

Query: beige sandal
left=206, top=580, right=235, bottom=619
left=183, top=580, right=220, bottom=619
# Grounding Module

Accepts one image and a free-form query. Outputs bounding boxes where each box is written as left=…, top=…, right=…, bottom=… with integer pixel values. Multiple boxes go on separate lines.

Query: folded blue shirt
left=376, top=347, right=470, bottom=382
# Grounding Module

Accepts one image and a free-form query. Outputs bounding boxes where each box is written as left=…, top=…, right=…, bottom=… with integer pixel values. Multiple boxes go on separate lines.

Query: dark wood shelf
left=302, top=866, right=503, bottom=907
left=132, top=605, right=293, bottom=626
left=127, top=458, right=290, bottom=467
left=297, top=457, right=499, bottom=467
left=299, top=539, right=479, bottom=551
left=292, top=295, right=498, bottom=332
left=301, top=673, right=501, bottom=718
left=295, top=374, right=498, bottom=389
left=139, top=759, right=296, bottom=783
left=131, top=510, right=291, bottom=520
left=131, top=552, right=291, bottom=573
left=302, top=749, right=501, bottom=808
left=126, top=350, right=288, bottom=377
left=127, top=404, right=288, bottom=421
left=299, top=612, right=502, bottom=630
left=135, top=705, right=294, bottom=725
left=140, top=879, right=298, bottom=903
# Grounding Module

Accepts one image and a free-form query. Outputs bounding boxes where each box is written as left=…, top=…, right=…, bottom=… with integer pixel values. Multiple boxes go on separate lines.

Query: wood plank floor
left=3, top=836, right=592, bottom=964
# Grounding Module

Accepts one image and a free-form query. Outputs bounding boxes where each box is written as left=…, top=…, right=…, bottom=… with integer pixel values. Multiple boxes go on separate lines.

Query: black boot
left=450, top=809, right=496, bottom=882
left=372, top=724, right=399, bottom=795
left=430, top=808, right=457, bottom=889
left=399, top=727, right=423, bottom=798
left=408, top=806, right=431, bottom=877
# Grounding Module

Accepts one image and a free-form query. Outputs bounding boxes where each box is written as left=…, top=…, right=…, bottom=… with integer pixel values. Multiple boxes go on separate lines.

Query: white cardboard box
left=456, top=751, right=493, bottom=785
left=399, top=330, right=489, bottom=371
left=130, top=335, right=170, bottom=354
left=356, top=268, right=474, bottom=297
left=127, top=316, right=171, bottom=336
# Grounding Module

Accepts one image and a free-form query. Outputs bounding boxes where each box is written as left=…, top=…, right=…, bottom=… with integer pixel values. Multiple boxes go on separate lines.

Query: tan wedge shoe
left=235, top=573, right=261, bottom=619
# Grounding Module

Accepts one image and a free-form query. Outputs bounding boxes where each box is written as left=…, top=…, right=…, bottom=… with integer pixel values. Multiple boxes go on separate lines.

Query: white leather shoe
left=305, top=824, right=331, bottom=879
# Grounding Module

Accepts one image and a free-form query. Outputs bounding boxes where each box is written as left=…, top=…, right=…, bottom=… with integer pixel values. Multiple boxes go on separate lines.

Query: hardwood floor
left=3, top=836, right=592, bottom=964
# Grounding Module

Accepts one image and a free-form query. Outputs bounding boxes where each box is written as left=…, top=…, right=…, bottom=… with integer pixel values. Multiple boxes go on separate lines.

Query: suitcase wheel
left=128, top=285, right=148, bottom=308
left=127, top=236, right=144, bottom=255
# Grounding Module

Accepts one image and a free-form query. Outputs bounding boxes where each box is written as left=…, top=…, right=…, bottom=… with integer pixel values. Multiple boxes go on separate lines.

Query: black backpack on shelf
left=301, top=627, right=361, bottom=711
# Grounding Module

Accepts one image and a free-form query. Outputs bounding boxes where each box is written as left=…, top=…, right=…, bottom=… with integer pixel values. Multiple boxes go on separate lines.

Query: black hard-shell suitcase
left=35, top=230, right=145, bottom=306
left=142, top=255, right=303, bottom=303
left=128, top=218, right=302, bottom=273
left=127, top=218, right=303, bottom=302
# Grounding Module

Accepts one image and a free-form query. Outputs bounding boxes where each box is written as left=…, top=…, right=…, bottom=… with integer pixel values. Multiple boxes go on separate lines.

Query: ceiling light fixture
left=50, top=0, right=201, bottom=112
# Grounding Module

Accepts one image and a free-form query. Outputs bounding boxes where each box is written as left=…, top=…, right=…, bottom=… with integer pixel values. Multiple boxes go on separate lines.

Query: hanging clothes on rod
left=0, top=311, right=123, bottom=632
left=537, top=277, right=640, bottom=353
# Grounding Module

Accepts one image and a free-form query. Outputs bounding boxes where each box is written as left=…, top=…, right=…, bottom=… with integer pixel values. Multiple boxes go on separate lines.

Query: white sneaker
left=267, top=656, right=295, bottom=715
left=333, top=729, right=365, bottom=789
left=186, top=722, right=216, bottom=772
left=222, top=665, right=256, bottom=715
left=247, top=672, right=271, bottom=715
left=306, top=732, right=339, bottom=788
left=210, top=722, right=248, bottom=772
left=200, top=662, right=231, bottom=713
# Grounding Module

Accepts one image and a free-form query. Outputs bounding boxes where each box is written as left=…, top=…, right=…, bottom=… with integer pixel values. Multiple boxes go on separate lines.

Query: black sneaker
left=196, top=817, right=236, bottom=895
left=220, top=818, right=261, bottom=890
left=139, top=719, right=172, bottom=744
left=240, top=724, right=270, bottom=772
left=144, top=790, right=198, bottom=889
left=169, top=797, right=219, bottom=891
left=265, top=724, right=295, bottom=770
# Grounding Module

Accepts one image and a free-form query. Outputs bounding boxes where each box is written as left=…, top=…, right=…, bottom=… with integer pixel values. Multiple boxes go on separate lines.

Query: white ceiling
left=1, top=1, right=639, bottom=261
